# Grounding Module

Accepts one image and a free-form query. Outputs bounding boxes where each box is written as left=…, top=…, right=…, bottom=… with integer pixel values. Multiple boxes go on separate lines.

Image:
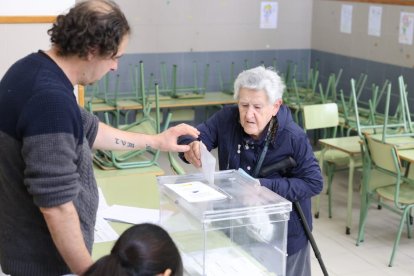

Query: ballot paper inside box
left=157, top=169, right=292, bottom=276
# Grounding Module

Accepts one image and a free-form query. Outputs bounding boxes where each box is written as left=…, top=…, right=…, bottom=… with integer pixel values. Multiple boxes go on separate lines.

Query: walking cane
left=259, top=157, right=329, bottom=276
left=294, top=201, right=329, bottom=276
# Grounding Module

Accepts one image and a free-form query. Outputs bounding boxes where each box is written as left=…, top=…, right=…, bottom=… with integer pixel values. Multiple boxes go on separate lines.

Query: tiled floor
left=309, top=169, right=414, bottom=276
left=167, top=151, right=414, bottom=276
left=2, top=151, right=413, bottom=276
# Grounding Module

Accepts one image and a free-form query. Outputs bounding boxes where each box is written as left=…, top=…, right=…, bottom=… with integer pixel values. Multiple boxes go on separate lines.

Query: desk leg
left=346, top=157, right=356, bottom=235
left=357, top=145, right=370, bottom=245
left=314, top=147, right=327, bottom=219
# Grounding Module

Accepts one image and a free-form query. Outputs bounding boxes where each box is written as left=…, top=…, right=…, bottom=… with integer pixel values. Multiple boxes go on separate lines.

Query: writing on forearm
left=115, top=138, right=135, bottom=148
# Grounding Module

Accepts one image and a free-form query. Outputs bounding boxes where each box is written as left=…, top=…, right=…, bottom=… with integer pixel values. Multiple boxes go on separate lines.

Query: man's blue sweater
left=0, top=51, right=99, bottom=275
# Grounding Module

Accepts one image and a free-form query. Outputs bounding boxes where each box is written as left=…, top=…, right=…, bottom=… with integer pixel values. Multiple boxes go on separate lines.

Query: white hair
left=233, top=66, right=285, bottom=104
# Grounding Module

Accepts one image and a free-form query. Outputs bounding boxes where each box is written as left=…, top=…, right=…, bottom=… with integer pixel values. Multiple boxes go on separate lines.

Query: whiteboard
left=0, top=0, right=75, bottom=16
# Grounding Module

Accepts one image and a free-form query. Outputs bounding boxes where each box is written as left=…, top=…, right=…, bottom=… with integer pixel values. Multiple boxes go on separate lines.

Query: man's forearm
left=40, top=201, right=93, bottom=275
left=93, top=122, right=199, bottom=152
left=93, top=122, right=155, bottom=151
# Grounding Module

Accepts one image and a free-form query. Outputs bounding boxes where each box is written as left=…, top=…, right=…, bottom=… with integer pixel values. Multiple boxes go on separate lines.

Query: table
left=88, top=91, right=236, bottom=112
left=92, top=170, right=160, bottom=260
left=398, top=149, right=414, bottom=163
left=369, top=134, right=414, bottom=178
left=370, top=134, right=414, bottom=150
left=88, top=91, right=236, bottom=126
left=318, top=135, right=362, bottom=235
left=93, top=162, right=164, bottom=177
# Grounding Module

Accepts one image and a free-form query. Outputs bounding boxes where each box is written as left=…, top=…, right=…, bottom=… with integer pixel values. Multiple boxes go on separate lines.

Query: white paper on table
left=183, top=247, right=270, bottom=276
left=164, top=181, right=227, bottom=203
left=94, top=215, right=119, bottom=243
left=101, top=205, right=160, bottom=224
left=200, top=142, right=216, bottom=185
left=97, top=187, right=109, bottom=214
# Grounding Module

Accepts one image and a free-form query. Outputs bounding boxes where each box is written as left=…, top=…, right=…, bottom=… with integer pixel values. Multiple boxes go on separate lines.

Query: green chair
left=218, top=61, right=235, bottom=95
left=340, top=78, right=397, bottom=137
left=85, top=73, right=120, bottom=125
left=302, top=103, right=353, bottom=218
left=161, top=61, right=210, bottom=99
left=86, top=61, right=149, bottom=128
left=357, top=134, right=414, bottom=267
left=353, top=77, right=414, bottom=147
left=93, top=83, right=169, bottom=169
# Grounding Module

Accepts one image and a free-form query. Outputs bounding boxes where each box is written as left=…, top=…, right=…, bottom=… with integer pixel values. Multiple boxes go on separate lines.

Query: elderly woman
left=179, top=66, right=323, bottom=276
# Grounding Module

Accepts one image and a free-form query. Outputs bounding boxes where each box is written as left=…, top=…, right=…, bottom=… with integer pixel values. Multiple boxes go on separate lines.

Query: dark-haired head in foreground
left=84, top=223, right=183, bottom=276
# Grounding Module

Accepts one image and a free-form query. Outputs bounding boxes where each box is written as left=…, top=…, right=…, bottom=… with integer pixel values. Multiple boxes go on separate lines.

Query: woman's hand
left=183, top=141, right=202, bottom=168
left=155, top=123, right=199, bottom=152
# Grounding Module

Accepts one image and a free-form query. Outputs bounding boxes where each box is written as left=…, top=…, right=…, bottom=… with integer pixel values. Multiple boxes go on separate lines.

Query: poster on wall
left=340, top=4, right=353, bottom=34
left=368, top=6, right=382, bottom=37
left=399, top=12, right=414, bottom=45
left=260, top=1, right=278, bottom=29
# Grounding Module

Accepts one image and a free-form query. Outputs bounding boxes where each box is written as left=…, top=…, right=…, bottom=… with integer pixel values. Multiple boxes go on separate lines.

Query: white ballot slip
left=101, top=205, right=160, bottom=224
left=200, top=142, right=216, bottom=185
left=164, top=181, right=227, bottom=203
left=94, top=215, right=119, bottom=243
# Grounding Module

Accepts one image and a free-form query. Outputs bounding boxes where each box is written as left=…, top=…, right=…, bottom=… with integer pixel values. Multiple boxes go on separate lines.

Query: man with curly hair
left=0, top=1, right=198, bottom=275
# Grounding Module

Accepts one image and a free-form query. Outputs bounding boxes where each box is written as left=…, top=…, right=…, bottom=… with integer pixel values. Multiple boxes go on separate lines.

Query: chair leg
left=313, top=194, right=320, bottom=218
left=388, top=208, right=409, bottom=267
left=407, top=208, right=412, bottom=239
left=326, top=163, right=336, bottom=218
left=315, top=147, right=328, bottom=219
left=346, top=126, right=353, bottom=137
left=356, top=197, right=371, bottom=245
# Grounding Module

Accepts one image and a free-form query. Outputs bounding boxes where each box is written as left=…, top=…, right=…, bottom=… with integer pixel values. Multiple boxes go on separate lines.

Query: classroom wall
left=311, top=0, right=414, bottom=109
left=4, top=0, right=413, bottom=109
left=116, top=0, right=312, bottom=53
left=103, top=0, right=313, bottom=94
left=312, top=1, right=414, bottom=67
left=0, top=24, right=50, bottom=76
left=0, top=0, right=313, bottom=84
left=0, top=0, right=74, bottom=77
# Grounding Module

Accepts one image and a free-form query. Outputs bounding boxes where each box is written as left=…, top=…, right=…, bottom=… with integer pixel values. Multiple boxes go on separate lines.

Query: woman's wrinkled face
left=238, top=88, right=281, bottom=139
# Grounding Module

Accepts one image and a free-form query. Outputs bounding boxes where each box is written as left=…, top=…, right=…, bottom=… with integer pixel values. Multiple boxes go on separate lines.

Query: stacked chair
left=90, top=61, right=170, bottom=170
left=156, top=61, right=210, bottom=99
left=93, top=82, right=169, bottom=170
left=217, top=61, right=236, bottom=95
left=284, top=63, right=321, bottom=124
left=355, top=76, right=414, bottom=267
left=86, top=61, right=148, bottom=128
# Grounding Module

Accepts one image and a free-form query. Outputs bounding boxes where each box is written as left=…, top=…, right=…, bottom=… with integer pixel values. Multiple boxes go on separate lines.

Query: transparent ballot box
left=157, top=169, right=292, bottom=276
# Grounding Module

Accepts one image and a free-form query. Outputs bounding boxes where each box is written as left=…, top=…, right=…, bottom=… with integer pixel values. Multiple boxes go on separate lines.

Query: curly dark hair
left=48, top=0, right=130, bottom=58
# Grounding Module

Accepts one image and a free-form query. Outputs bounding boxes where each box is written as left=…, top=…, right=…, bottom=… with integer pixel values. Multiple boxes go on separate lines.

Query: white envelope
left=200, top=142, right=216, bottom=185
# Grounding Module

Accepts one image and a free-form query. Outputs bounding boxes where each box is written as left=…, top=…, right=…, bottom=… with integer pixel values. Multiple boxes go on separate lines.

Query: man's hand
left=183, top=141, right=202, bottom=168
left=155, top=123, right=199, bottom=152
